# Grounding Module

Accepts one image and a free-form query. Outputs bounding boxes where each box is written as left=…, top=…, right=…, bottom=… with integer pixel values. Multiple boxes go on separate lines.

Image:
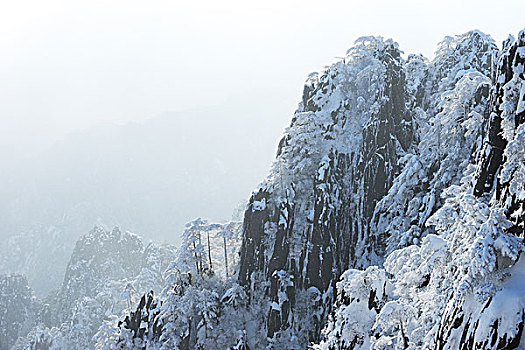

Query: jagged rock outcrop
left=117, top=291, right=162, bottom=349
left=239, top=30, right=518, bottom=349
left=475, top=30, right=525, bottom=234
left=57, top=226, right=144, bottom=322
left=15, top=226, right=176, bottom=350
left=239, top=36, right=414, bottom=345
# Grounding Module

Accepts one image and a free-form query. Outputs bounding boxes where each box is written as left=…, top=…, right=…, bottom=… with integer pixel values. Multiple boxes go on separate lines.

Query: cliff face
left=371, top=31, right=496, bottom=257
left=475, top=31, right=525, bottom=235
left=238, top=37, right=414, bottom=345
left=239, top=30, right=503, bottom=347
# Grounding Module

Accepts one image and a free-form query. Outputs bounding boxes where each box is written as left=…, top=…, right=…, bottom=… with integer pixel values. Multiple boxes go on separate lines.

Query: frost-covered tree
left=102, top=219, right=247, bottom=349
left=372, top=71, right=492, bottom=253
left=316, top=267, right=392, bottom=350
left=0, top=274, right=38, bottom=349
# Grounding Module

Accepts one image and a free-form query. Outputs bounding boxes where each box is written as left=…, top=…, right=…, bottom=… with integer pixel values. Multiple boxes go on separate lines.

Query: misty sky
left=1, top=0, right=524, bottom=162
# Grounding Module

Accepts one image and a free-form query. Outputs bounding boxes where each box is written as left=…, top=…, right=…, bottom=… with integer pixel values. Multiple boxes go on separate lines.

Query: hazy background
left=1, top=0, right=524, bottom=295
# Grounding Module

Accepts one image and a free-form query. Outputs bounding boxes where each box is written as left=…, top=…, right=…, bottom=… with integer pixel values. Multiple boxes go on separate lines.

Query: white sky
left=0, top=0, right=524, bottom=161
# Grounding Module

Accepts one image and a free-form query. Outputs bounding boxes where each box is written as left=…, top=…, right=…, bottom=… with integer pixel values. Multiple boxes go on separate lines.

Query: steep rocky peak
left=238, top=34, right=413, bottom=344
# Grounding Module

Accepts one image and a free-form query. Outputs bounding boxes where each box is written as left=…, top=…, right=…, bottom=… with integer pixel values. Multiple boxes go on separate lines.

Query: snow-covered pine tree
left=107, top=220, right=245, bottom=349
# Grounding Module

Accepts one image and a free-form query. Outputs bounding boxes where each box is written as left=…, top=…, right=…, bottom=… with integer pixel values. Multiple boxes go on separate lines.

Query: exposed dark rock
left=118, top=291, right=162, bottom=349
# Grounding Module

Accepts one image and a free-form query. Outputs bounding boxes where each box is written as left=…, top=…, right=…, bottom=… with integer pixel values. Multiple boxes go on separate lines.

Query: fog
left=2, top=96, right=290, bottom=227
left=1, top=0, right=524, bottom=295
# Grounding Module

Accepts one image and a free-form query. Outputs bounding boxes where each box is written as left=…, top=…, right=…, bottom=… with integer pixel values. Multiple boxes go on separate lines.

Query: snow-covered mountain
left=94, top=29, right=525, bottom=350
left=4, top=29, right=525, bottom=350
left=2, top=226, right=177, bottom=350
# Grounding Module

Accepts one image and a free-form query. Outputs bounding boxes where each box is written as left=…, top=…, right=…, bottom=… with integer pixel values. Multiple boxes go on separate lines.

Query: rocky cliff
left=238, top=30, right=502, bottom=347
